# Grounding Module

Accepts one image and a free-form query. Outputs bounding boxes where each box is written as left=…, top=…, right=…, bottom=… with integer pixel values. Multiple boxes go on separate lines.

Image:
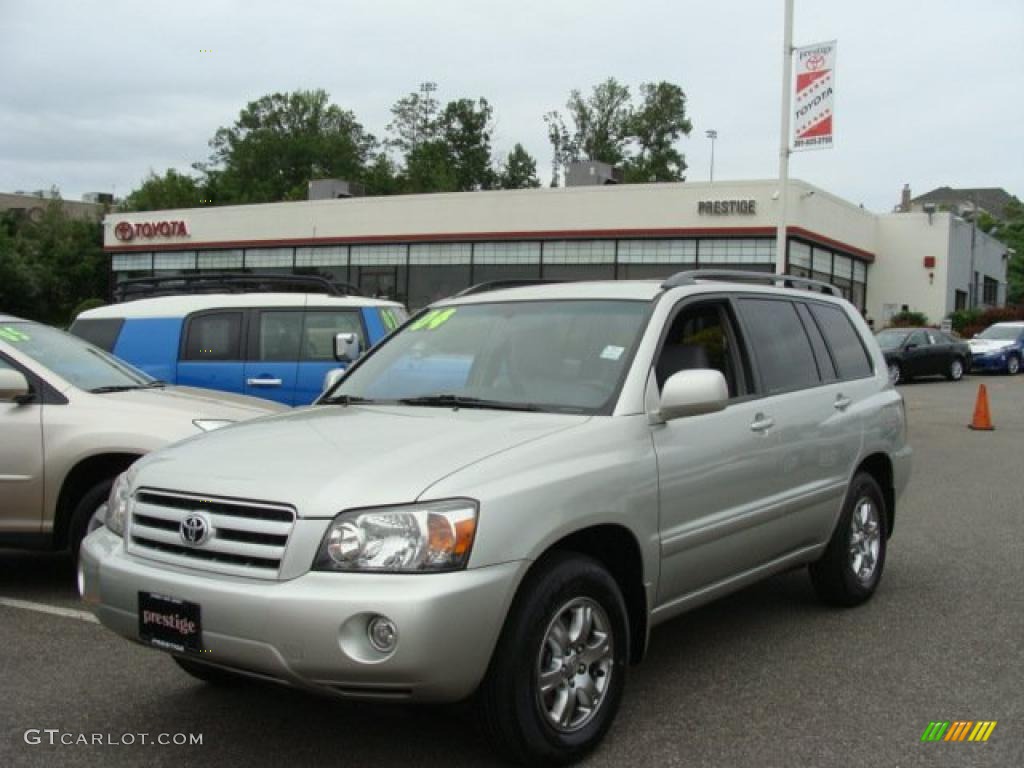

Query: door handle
left=834, top=394, right=853, bottom=411
left=246, top=378, right=283, bottom=387
left=750, top=413, right=775, bottom=433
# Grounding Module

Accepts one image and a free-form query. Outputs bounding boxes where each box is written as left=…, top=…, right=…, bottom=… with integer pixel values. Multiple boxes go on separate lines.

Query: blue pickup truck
left=70, top=292, right=406, bottom=406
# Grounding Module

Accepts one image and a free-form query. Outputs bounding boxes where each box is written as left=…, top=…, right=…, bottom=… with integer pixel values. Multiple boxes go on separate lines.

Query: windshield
left=0, top=322, right=154, bottom=391
left=875, top=329, right=910, bottom=349
left=329, top=300, right=650, bottom=414
left=976, top=325, right=1021, bottom=341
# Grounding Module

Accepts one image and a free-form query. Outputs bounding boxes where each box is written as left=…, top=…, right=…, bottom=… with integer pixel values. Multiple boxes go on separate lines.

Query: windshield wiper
left=323, top=394, right=379, bottom=406
left=398, top=394, right=542, bottom=412
left=89, top=380, right=167, bottom=394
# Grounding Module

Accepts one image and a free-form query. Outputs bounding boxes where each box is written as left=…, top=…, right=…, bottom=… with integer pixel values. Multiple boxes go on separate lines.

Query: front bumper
left=970, top=354, right=1007, bottom=372
left=80, top=527, right=527, bottom=702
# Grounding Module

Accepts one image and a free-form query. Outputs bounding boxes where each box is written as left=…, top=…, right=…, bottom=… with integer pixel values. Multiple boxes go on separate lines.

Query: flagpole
left=776, top=0, right=794, bottom=276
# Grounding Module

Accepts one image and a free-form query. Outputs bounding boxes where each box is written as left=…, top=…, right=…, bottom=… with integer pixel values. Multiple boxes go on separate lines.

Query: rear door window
left=737, top=298, right=820, bottom=394
left=68, top=318, right=124, bottom=352
left=808, top=304, right=873, bottom=380
left=182, top=312, right=243, bottom=361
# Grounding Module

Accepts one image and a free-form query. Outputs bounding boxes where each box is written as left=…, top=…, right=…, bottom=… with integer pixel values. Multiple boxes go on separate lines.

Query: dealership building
left=103, top=178, right=1009, bottom=324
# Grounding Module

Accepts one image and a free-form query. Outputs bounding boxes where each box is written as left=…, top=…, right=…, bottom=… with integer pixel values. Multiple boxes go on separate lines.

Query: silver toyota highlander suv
left=81, top=272, right=911, bottom=765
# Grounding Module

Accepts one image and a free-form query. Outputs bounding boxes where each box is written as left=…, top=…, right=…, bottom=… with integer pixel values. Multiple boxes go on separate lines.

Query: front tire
left=809, top=472, right=888, bottom=607
left=478, top=552, right=629, bottom=765
left=1007, top=354, right=1020, bottom=375
left=68, top=479, right=113, bottom=564
left=887, top=362, right=903, bottom=385
left=946, top=357, right=965, bottom=381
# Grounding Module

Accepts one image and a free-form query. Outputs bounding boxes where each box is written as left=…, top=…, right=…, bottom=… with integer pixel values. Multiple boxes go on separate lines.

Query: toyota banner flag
left=792, top=40, right=837, bottom=151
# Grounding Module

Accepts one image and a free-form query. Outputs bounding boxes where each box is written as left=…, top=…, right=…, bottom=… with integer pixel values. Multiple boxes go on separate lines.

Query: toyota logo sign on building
left=113, top=220, right=190, bottom=241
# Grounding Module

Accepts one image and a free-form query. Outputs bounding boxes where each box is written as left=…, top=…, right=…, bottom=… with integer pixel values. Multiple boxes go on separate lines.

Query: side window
left=737, top=298, right=819, bottom=394
left=795, top=303, right=838, bottom=382
left=182, top=312, right=243, bottom=361
left=926, top=331, right=941, bottom=345
left=68, top=318, right=124, bottom=352
left=907, top=330, right=929, bottom=347
left=301, top=311, right=364, bottom=361
left=256, top=311, right=303, bottom=361
left=808, top=304, right=873, bottom=380
left=655, top=300, right=749, bottom=398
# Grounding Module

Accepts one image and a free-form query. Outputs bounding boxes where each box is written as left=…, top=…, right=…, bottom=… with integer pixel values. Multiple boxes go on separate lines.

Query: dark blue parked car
left=70, top=292, right=406, bottom=406
left=967, top=322, right=1024, bottom=375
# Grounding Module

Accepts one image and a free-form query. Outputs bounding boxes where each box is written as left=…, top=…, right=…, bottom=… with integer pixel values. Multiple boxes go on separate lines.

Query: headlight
left=193, top=419, right=235, bottom=432
left=314, top=499, right=478, bottom=573
left=105, top=471, right=134, bottom=537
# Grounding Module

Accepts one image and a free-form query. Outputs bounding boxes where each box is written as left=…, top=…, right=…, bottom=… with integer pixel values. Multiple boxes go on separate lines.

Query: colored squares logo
left=921, top=721, right=997, bottom=743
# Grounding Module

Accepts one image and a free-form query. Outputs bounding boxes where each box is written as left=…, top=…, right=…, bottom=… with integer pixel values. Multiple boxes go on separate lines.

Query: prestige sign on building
left=793, top=40, right=837, bottom=151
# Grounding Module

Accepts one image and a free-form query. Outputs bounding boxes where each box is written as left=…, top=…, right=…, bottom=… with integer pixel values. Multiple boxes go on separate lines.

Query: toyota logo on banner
left=180, top=513, right=211, bottom=546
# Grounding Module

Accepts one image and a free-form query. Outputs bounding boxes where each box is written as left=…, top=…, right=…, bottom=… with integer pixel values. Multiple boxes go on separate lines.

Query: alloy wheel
left=849, top=498, right=881, bottom=585
left=536, top=597, right=614, bottom=733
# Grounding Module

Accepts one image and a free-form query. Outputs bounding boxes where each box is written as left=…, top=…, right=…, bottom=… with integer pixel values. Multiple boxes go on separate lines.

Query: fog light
left=367, top=615, right=398, bottom=653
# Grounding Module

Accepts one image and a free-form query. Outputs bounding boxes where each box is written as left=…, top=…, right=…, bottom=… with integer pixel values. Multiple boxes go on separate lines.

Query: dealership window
left=474, top=241, right=541, bottom=265
left=618, top=239, right=696, bottom=264
left=472, top=241, right=541, bottom=283
left=787, top=241, right=811, bottom=278
left=197, top=250, right=243, bottom=270
left=408, top=265, right=471, bottom=308
left=699, top=239, right=775, bottom=266
left=111, top=253, right=153, bottom=271
left=245, top=248, right=294, bottom=269
left=351, top=244, right=407, bottom=266
left=296, top=246, right=348, bottom=267
left=811, top=247, right=832, bottom=285
left=154, top=251, right=196, bottom=271
left=410, top=242, right=472, bottom=265
left=955, top=290, right=968, bottom=311
left=543, top=240, right=615, bottom=264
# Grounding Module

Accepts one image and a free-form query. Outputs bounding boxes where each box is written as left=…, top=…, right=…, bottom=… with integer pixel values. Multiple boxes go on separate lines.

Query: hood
left=968, top=339, right=1015, bottom=353
left=96, top=385, right=287, bottom=420
left=131, top=405, right=588, bottom=517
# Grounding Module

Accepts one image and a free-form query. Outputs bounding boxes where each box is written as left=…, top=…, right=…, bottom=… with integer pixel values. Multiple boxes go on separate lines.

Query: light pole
left=706, top=129, right=718, bottom=182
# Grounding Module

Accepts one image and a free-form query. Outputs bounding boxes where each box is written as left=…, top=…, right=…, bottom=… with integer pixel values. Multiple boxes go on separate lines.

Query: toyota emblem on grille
left=180, top=513, right=210, bottom=546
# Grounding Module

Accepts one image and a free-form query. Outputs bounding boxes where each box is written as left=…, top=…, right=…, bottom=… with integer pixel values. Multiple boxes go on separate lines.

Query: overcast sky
left=1, top=0, right=1021, bottom=212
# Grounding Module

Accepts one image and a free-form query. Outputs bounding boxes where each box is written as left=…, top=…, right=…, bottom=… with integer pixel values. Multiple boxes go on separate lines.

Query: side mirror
left=321, top=367, right=346, bottom=394
left=0, top=369, right=31, bottom=403
left=655, top=369, right=729, bottom=422
left=333, top=332, right=361, bottom=363
left=905, top=342, right=918, bottom=350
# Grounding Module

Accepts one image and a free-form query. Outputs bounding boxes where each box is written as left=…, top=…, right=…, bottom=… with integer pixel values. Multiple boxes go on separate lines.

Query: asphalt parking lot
left=2, top=375, right=1021, bottom=768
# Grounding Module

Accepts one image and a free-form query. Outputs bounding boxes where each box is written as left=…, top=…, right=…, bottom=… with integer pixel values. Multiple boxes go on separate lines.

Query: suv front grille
left=127, top=489, right=296, bottom=579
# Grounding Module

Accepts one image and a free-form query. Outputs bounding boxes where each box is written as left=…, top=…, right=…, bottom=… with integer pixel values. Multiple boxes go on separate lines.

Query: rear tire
left=68, top=479, right=113, bottom=565
left=477, top=552, right=629, bottom=765
left=810, top=472, right=888, bottom=607
left=945, top=357, right=965, bottom=381
left=173, top=656, right=244, bottom=686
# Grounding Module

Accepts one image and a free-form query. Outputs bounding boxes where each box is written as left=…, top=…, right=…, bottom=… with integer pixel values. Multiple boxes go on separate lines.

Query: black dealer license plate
left=138, top=592, right=202, bottom=653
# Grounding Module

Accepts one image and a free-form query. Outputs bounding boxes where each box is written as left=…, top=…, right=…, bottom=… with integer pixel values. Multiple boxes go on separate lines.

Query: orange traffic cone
left=968, top=384, right=995, bottom=431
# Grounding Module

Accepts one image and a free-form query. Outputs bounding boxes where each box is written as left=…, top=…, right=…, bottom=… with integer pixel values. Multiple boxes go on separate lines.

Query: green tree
left=122, top=169, right=202, bottom=211
left=980, top=197, right=1024, bottom=304
left=497, top=144, right=541, bottom=189
left=546, top=78, right=693, bottom=186
left=438, top=98, right=495, bottom=191
left=197, top=89, right=379, bottom=204
left=623, top=82, right=693, bottom=182
left=402, top=140, right=459, bottom=193
left=0, top=200, right=105, bottom=325
left=387, top=82, right=441, bottom=155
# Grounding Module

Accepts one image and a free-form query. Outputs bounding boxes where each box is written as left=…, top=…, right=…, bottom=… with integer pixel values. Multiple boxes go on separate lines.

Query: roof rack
left=453, top=279, right=567, bottom=298
left=113, top=273, right=363, bottom=303
left=661, top=269, right=841, bottom=297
